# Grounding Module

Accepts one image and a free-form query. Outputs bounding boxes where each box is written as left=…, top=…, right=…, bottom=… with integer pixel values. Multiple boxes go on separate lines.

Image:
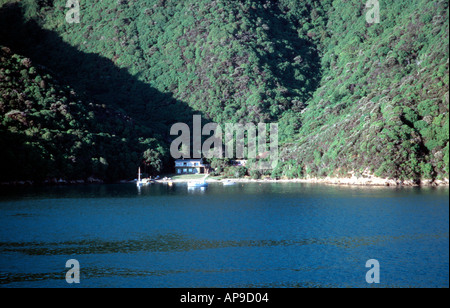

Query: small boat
left=222, top=180, right=236, bottom=186
left=187, top=174, right=209, bottom=188
left=136, top=167, right=151, bottom=187
left=187, top=180, right=208, bottom=188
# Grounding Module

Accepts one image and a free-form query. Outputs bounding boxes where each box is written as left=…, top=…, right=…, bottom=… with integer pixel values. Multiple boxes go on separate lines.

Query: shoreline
left=1, top=177, right=449, bottom=187
left=157, top=176, right=449, bottom=187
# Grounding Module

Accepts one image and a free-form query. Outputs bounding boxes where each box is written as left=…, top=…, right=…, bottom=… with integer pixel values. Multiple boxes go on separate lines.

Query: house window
left=188, top=168, right=192, bottom=173
left=183, top=169, right=187, bottom=173
left=177, top=169, right=181, bottom=174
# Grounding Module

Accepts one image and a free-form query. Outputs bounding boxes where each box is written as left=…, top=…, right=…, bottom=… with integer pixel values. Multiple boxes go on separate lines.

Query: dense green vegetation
left=0, top=0, right=448, bottom=183
left=278, top=0, right=449, bottom=181
left=0, top=45, right=165, bottom=182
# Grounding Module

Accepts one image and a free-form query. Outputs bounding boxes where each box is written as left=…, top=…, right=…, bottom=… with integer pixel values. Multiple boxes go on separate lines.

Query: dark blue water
left=0, top=183, right=448, bottom=288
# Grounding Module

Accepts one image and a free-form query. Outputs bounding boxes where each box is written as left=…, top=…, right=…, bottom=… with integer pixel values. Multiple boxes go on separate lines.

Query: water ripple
left=0, top=232, right=447, bottom=256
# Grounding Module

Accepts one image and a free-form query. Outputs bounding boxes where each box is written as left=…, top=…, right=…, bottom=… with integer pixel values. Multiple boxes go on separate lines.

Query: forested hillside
left=0, top=45, right=165, bottom=182
left=0, top=0, right=448, bottom=183
left=277, top=0, right=449, bottom=182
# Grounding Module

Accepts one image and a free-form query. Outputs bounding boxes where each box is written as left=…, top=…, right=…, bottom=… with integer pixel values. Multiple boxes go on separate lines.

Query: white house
left=175, top=159, right=210, bottom=175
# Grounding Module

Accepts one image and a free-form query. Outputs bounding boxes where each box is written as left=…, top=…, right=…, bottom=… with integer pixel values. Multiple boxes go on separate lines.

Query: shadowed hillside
left=0, top=3, right=198, bottom=182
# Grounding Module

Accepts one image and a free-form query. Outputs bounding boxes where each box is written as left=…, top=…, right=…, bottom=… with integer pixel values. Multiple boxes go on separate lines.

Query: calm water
left=0, top=183, right=448, bottom=288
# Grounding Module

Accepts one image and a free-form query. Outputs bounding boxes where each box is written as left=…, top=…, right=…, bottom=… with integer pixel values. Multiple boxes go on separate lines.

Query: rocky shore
left=159, top=176, right=449, bottom=187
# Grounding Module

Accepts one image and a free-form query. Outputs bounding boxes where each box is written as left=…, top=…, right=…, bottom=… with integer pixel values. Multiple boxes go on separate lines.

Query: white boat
left=136, top=167, right=151, bottom=187
left=187, top=174, right=209, bottom=188
left=187, top=181, right=208, bottom=188
left=222, top=180, right=236, bottom=186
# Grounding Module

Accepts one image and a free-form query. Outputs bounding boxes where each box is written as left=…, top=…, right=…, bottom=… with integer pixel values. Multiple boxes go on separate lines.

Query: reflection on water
left=187, top=186, right=207, bottom=194
left=0, top=183, right=448, bottom=288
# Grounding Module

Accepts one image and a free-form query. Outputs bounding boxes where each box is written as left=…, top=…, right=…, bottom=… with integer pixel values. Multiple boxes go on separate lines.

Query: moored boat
left=187, top=180, right=208, bottom=188
left=222, top=180, right=236, bottom=186
left=187, top=174, right=209, bottom=188
left=136, top=167, right=151, bottom=186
